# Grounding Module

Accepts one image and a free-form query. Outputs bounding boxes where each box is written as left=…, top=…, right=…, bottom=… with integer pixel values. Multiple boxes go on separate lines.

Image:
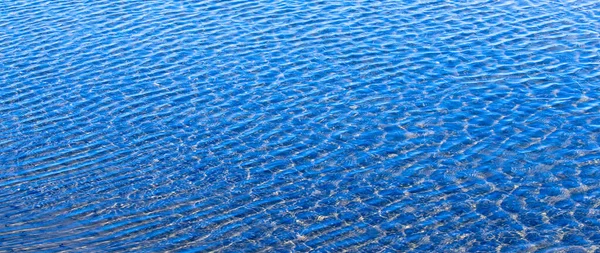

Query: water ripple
left=2, top=0, right=600, bottom=252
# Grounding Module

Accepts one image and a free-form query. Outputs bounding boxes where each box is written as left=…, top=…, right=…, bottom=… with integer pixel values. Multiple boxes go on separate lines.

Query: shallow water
left=1, top=0, right=600, bottom=252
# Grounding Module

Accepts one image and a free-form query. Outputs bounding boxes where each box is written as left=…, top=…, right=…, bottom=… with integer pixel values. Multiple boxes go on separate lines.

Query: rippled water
left=2, top=0, right=600, bottom=252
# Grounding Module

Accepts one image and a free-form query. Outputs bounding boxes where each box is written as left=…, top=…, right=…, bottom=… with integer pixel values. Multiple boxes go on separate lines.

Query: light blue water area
left=1, top=0, right=600, bottom=251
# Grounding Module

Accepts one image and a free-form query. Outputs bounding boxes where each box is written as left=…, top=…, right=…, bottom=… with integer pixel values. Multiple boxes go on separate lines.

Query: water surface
left=1, top=0, right=600, bottom=252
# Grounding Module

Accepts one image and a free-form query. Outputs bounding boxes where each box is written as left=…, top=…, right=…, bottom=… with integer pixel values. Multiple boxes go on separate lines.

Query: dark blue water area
left=1, top=0, right=600, bottom=252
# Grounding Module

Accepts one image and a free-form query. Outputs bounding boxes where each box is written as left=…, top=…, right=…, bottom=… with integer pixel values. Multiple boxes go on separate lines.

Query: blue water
left=1, top=0, right=600, bottom=252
